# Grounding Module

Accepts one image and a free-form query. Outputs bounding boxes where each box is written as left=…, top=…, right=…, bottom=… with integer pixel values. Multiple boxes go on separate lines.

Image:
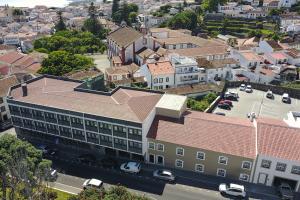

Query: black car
left=77, top=154, right=97, bottom=165
left=218, top=103, right=231, bottom=110
left=215, top=112, right=226, bottom=116
left=224, top=95, right=238, bottom=101
left=100, top=157, right=118, bottom=169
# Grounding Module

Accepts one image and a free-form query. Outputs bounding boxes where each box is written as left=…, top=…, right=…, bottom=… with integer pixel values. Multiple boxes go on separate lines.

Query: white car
left=219, top=183, right=246, bottom=198
left=282, top=93, right=291, bottom=103
left=266, top=90, right=274, bottom=99
left=239, top=84, right=246, bottom=91
left=120, top=162, right=141, bottom=173
left=153, top=169, right=176, bottom=182
left=83, top=178, right=103, bottom=190
left=245, top=85, right=252, bottom=93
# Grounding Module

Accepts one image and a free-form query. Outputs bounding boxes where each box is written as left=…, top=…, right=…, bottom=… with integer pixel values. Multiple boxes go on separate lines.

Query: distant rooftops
left=9, top=75, right=162, bottom=123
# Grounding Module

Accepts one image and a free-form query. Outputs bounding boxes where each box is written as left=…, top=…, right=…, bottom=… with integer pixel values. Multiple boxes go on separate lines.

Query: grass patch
left=51, top=189, right=76, bottom=200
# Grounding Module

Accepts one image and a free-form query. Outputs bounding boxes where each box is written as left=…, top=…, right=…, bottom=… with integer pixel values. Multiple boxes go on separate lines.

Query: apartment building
left=147, top=111, right=256, bottom=182
left=0, top=75, right=18, bottom=130
left=7, top=75, right=163, bottom=160
left=107, top=26, right=146, bottom=64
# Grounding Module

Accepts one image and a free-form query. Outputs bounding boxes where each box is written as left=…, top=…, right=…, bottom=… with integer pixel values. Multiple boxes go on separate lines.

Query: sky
left=0, top=0, right=71, bottom=8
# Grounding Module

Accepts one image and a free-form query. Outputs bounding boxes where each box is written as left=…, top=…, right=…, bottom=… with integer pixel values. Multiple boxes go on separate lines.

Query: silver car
left=153, top=169, right=176, bottom=182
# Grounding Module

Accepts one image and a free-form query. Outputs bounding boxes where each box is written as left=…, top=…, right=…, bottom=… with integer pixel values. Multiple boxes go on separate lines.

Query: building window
left=176, top=147, right=184, bottom=156
left=159, top=78, right=163, bottom=83
left=148, top=142, right=155, bottom=150
left=157, top=143, right=164, bottom=152
left=158, top=85, right=163, bottom=90
left=166, top=77, right=169, bottom=82
left=175, top=159, right=183, bottom=168
left=276, top=162, right=287, bottom=172
left=242, top=161, right=252, bottom=170
left=196, top=151, right=205, bottom=160
left=149, top=154, right=155, bottom=164
left=217, top=168, right=226, bottom=177
left=195, top=164, right=204, bottom=173
left=218, top=156, right=228, bottom=165
left=154, top=78, right=158, bottom=83
left=261, top=159, right=272, bottom=169
left=156, top=155, right=164, bottom=165
left=291, top=165, right=300, bottom=175
left=239, top=173, right=249, bottom=181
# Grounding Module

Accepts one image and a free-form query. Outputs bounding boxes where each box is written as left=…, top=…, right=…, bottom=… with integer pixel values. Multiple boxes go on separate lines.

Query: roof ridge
left=258, top=120, right=299, bottom=130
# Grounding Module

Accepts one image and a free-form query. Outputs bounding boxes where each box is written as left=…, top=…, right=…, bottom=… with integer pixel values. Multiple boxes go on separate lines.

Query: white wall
left=152, top=73, right=175, bottom=89
left=253, top=154, right=300, bottom=192
left=142, top=107, right=156, bottom=156
left=259, top=41, right=274, bottom=54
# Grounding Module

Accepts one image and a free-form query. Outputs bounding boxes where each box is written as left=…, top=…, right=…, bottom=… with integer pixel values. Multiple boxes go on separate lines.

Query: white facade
left=258, top=40, right=276, bottom=53
left=4, top=34, right=20, bottom=45
left=253, top=154, right=300, bottom=192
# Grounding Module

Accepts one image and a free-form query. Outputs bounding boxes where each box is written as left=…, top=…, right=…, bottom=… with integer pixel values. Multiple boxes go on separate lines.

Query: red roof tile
left=257, top=118, right=300, bottom=162
left=147, top=111, right=256, bottom=158
left=147, top=61, right=175, bottom=76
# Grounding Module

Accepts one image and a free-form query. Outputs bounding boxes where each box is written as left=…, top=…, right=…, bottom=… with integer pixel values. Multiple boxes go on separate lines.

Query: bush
left=187, top=92, right=217, bottom=111
left=35, top=48, right=49, bottom=53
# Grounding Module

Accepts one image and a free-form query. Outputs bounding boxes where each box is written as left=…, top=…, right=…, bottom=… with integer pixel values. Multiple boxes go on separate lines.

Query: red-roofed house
left=141, top=61, right=175, bottom=90
left=253, top=118, right=300, bottom=191
left=264, top=52, right=288, bottom=65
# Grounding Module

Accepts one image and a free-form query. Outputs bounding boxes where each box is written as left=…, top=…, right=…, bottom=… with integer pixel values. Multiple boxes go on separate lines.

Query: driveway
left=86, top=54, right=110, bottom=73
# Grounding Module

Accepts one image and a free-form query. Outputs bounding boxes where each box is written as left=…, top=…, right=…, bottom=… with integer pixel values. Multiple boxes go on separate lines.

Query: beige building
left=147, top=111, right=256, bottom=182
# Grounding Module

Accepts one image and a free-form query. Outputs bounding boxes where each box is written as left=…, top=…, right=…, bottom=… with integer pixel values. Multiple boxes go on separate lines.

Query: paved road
left=50, top=159, right=269, bottom=200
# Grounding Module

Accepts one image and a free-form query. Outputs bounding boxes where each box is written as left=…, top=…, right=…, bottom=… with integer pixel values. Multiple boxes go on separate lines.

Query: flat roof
left=9, top=76, right=162, bottom=123
left=156, top=94, right=187, bottom=111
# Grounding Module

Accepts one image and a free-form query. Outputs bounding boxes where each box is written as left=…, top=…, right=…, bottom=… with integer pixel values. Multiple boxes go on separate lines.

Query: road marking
left=49, top=187, right=78, bottom=195
left=54, top=182, right=82, bottom=191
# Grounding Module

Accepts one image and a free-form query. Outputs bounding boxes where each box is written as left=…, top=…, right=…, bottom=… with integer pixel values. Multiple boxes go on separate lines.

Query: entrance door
left=258, top=173, right=268, bottom=185
left=149, top=154, right=155, bottom=164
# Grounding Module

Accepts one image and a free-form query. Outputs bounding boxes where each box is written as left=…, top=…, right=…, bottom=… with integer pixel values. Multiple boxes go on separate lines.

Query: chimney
left=21, top=83, right=28, bottom=97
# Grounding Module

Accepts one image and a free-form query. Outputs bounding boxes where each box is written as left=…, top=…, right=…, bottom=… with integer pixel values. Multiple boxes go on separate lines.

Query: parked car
left=240, top=84, right=246, bottom=91
left=100, top=157, right=118, bottom=169
left=219, top=100, right=233, bottom=107
left=218, top=103, right=231, bottom=110
left=83, top=178, right=103, bottom=190
left=224, top=92, right=238, bottom=101
left=45, top=168, right=58, bottom=181
left=215, top=112, right=226, bottom=116
left=245, top=85, right=253, bottom=93
left=219, top=183, right=246, bottom=198
left=266, top=90, right=274, bottom=99
left=278, top=183, right=294, bottom=200
left=153, top=169, right=176, bottom=182
left=282, top=93, right=291, bottom=103
left=77, top=154, right=97, bottom=165
left=120, top=162, right=141, bottom=173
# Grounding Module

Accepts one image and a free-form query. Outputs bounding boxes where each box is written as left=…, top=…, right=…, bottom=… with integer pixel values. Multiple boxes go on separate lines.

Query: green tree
left=83, top=2, right=103, bottom=36
left=129, top=12, right=138, bottom=24
left=121, top=1, right=130, bottom=25
left=128, top=3, right=139, bottom=13
left=203, top=92, right=217, bottom=104
left=0, top=134, right=53, bottom=200
left=55, top=10, right=66, bottom=32
left=39, top=50, right=94, bottom=76
left=112, top=0, right=120, bottom=18
left=201, top=0, right=226, bottom=12
left=12, top=8, right=23, bottom=21
left=168, top=10, right=198, bottom=30
left=183, top=0, right=188, bottom=7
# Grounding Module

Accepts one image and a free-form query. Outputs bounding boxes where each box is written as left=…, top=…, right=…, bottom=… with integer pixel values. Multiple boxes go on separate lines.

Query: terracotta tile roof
left=156, top=36, right=224, bottom=47
left=197, top=58, right=238, bottom=69
left=107, top=26, right=143, bottom=48
left=285, top=48, right=300, bottom=58
left=147, top=61, right=175, bottom=76
left=260, top=68, right=275, bottom=77
left=0, top=64, right=10, bottom=76
left=269, top=52, right=288, bottom=60
left=10, top=76, right=162, bottom=123
left=147, top=111, right=256, bottom=159
left=168, top=46, right=228, bottom=58
left=106, top=63, right=139, bottom=75
left=0, top=75, right=19, bottom=97
left=136, top=47, right=155, bottom=59
left=0, top=51, right=23, bottom=64
left=241, top=51, right=263, bottom=61
left=65, top=68, right=103, bottom=80
left=257, top=118, right=300, bottom=162
left=266, top=40, right=283, bottom=51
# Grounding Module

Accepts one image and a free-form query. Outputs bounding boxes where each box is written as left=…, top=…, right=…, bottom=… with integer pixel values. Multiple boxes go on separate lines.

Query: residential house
left=258, top=40, right=284, bottom=53
left=285, top=48, right=300, bottom=65
left=3, top=33, right=20, bottom=45
left=231, top=50, right=263, bottom=68
left=280, top=13, right=300, bottom=33
left=279, top=65, right=298, bottom=82
left=135, top=47, right=160, bottom=66
left=169, top=55, right=204, bottom=86
left=197, top=58, right=239, bottom=82
left=253, top=118, right=300, bottom=191
left=264, top=52, right=288, bottom=65
left=105, top=64, right=143, bottom=87
left=107, top=26, right=146, bottom=64
left=0, top=75, right=18, bottom=130
left=141, top=61, right=175, bottom=90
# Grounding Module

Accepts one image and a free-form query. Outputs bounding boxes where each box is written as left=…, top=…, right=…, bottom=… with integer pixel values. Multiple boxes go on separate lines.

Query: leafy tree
left=203, top=92, right=217, bottom=104
left=268, top=8, right=283, bottom=16
left=121, top=1, right=130, bottom=25
left=183, top=0, right=188, bottom=7
left=128, top=3, right=139, bottom=13
left=201, top=0, right=227, bottom=12
left=112, top=0, right=120, bottom=18
left=129, top=12, right=138, bottom=24
left=0, top=134, right=53, bottom=200
left=248, top=30, right=262, bottom=38
left=55, top=10, right=66, bottom=32
left=39, top=50, right=94, bottom=76
left=83, top=2, right=103, bottom=37
left=168, top=10, right=198, bottom=30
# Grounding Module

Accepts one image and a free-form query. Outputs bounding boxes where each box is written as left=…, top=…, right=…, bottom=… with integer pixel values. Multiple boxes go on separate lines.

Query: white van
left=282, top=93, right=291, bottom=103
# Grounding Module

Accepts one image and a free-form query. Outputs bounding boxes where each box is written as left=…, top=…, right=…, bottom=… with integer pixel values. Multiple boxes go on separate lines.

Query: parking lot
left=213, top=88, right=300, bottom=120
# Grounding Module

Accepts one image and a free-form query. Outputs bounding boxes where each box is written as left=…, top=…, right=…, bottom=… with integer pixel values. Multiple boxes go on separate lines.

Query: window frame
left=175, top=159, right=184, bottom=168
left=176, top=147, right=184, bottom=156
left=156, top=143, right=164, bottom=152
left=196, top=151, right=205, bottom=160
left=276, top=162, right=287, bottom=172
left=156, top=155, right=164, bottom=165
left=241, top=161, right=252, bottom=170
left=217, top=168, right=226, bottom=177
left=261, top=159, right=272, bottom=169
left=195, top=164, right=204, bottom=173
left=239, top=173, right=250, bottom=181
left=148, top=142, right=155, bottom=150
left=218, top=156, right=228, bottom=165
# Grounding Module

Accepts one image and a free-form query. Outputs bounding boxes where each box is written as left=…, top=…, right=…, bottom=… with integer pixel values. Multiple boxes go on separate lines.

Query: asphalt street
left=50, top=159, right=275, bottom=200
